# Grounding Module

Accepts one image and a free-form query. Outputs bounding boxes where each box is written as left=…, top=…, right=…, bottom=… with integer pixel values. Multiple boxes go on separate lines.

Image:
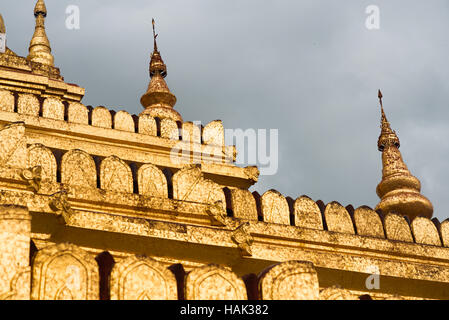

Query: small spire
left=27, top=0, right=54, bottom=66
left=140, top=19, right=181, bottom=122
left=377, top=89, right=400, bottom=151
left=149, top=18, right=167, bottom=78
left=375, top=90, right=433, bottom=220
left=0, top=13, right=5, bottom=34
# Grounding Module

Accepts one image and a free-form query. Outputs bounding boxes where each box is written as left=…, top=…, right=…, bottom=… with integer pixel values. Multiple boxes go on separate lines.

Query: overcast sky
left=2, top=1, right=449, bottom=221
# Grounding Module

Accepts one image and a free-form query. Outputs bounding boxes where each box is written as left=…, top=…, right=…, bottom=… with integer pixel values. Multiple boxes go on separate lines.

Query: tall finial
left=27, top=0, right=54, bottom=66
left=140, top=19, right=182, bottom=122
left=152, top=18, right=158, bottom=52
left=375, top=90, right=433, bottom=220
left=148, top=18, right=166, bottom=78
left=378, top=89, right=384, bottom=115
left=378, top=89, right=389, bottom=130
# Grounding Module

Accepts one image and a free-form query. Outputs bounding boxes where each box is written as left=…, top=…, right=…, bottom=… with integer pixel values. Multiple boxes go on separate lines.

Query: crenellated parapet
left=0, top=89, right=228, bottom=149
left=0, top=118, right=447, bottom=252
left=0, top=89, right=256, bottom=190
left=0, top=90, right=235, bottom=160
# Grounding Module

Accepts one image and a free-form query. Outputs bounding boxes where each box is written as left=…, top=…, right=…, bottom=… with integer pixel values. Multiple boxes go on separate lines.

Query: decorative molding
left=231, top=222, right=253, bottom=256
left=206, top=200, right=254, bottom=256
left=206, top=201, right=227, bottom=226
left=20, top=166, right=42, bottom=192
left=49, top=188, right=73, bottom=224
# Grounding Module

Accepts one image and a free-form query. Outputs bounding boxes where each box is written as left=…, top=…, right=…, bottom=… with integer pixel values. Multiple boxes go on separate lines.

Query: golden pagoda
left=0, top=1, right=448, bottom=301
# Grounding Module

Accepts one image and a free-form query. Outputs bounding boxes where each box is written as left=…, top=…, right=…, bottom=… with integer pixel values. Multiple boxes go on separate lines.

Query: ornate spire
left=140, top=19, right=182, bottom=122
left=0, top=13, right=5, bottom=34
left=377, top=90, right=400, bottom=151
left=375, top=90, right=433, bottom=220
left=27, top=0, right=54, bottom=66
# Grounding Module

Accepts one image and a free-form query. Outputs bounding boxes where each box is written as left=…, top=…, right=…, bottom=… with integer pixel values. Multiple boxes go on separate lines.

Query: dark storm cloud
left=2, top=0, right=448, bottom=220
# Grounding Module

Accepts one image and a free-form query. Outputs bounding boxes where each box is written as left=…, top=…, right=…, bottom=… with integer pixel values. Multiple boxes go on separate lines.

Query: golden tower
left=375, top=90, right=433, bottom=220
left=27, top=0, right=54, bottom=67
left=140, top=19, right=182, bottom=122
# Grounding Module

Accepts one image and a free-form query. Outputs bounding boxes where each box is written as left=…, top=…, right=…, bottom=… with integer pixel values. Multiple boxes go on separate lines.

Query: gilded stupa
left=0, top=1, right=448, bottom=301
left=375, top=90, right=433, bottom=220
left=27, top=0, right=54, bottom=66
left=140, top=19, right=181, bottom=122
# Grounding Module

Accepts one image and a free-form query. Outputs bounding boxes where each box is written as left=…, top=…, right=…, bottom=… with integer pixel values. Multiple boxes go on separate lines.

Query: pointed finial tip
left=152, top=18, right=156, bottom=35
left=148, top=18, right=166, bottom=78
left=34, top=0, right=47, bottom=17
left=378, top=89, right=384, bottom=110
left=152, top=18, right=158, bottom=51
